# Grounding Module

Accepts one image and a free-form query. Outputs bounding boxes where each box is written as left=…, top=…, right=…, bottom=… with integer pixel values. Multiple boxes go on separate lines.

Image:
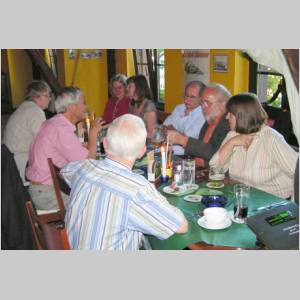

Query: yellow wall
left=210, top=49, right=249, bottom=95
left=115, top=49, right=135, bottom=77
left=7, top=49, right=33, bottom=108
left=62, top=49, right=108, bottom=117
left=164, top=49, right=184, bottom=113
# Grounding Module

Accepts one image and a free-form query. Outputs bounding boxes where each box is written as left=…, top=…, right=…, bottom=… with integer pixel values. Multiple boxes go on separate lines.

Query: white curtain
left=243, top=49, right=299, bottom=143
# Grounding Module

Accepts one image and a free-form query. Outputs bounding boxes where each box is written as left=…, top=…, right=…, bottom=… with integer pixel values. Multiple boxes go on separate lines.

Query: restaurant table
left=147, top=177, right=291, bottom=250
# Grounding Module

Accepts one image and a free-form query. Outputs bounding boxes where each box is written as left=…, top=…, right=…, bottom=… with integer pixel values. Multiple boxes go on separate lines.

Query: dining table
left=145, top=171, right=291, bottom=250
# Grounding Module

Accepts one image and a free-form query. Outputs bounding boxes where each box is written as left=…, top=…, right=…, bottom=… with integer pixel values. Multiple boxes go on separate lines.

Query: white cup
left=203, top=207, right=228, bottom=226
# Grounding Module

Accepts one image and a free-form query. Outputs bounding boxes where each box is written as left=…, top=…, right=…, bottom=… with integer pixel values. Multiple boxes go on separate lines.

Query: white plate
left=197, top=216, right=232, bottom=230
left=163, top=184, right=199, bottom=196
left=184, top=195, right=203, bottom=202
left=206, top=182, right=225, bottom=189
left=132, top=169, right=144, bottom=175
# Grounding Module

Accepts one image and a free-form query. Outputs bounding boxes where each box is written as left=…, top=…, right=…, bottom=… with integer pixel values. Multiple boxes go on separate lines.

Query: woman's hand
left=229, top=133, right=256, bottom=149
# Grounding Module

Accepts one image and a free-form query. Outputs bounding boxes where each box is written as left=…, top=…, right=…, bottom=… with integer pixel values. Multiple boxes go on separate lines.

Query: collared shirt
left=164, top=104, right=205, bottom=155
left=26, top=113, right=88, bottom=185
left=61, top=158, right=184, bottom=250
left=210, top=124, right=298, bottom=199
left=102, top=96, right=131, bottom=124
left=3, top=101, right=46, bottom=182
left=196, top=114, right=224, bottom=167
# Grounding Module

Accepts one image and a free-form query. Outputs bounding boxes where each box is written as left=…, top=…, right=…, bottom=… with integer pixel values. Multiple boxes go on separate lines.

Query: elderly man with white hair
left=26, top=87, right=104, bottom=211
left=61, top=114, right=188, bottom=250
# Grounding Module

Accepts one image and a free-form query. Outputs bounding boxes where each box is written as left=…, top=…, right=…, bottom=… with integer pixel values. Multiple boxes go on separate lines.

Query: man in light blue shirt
left=163, top=81, right=205, bottom=155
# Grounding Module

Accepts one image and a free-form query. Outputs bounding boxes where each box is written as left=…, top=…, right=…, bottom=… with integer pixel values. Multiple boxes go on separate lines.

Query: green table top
left=147, top=180, right=289, bottom=250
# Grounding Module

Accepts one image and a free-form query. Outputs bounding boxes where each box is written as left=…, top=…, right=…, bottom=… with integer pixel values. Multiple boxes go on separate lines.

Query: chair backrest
left=47, top=158, right=69, bottom=218
left=25, top=200, right=70, bottom=250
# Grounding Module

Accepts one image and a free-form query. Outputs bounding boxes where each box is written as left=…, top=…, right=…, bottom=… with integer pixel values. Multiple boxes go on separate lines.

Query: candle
left=161, top=146, right=167, bottom=177
left=86, top=117, right=90, bottom=135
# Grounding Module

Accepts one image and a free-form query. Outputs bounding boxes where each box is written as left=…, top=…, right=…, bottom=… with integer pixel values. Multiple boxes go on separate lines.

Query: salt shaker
left=173, top=164, right=183, bottom=186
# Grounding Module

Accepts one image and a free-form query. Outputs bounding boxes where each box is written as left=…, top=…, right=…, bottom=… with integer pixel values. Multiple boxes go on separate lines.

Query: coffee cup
left=203, top=207, right=228, bottom=226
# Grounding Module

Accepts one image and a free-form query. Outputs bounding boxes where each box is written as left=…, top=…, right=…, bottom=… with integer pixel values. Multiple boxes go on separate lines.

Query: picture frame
left=213, top=55, right=228, bottom=72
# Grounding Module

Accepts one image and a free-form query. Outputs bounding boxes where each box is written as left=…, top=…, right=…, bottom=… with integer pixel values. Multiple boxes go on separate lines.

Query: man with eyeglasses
left=3, top=80, right=53, bottom=185
left=168, top=83, right=231, bottom=167
left=163, top=81, right=206, bottom=155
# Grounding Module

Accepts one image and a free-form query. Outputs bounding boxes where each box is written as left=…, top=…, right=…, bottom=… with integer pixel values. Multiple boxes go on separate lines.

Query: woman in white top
left=210, top=93, right=298, bottom=199
left=3, top=80, right=52, bottom=184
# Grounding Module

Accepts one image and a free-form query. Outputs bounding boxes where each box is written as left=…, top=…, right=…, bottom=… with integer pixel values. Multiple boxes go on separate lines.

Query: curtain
left=243, top=49, right=299, bottom=143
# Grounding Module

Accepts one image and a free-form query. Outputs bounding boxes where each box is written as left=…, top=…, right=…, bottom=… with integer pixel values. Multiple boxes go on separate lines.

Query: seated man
left=26, top=87, right=104, bottom=211
left=163, top=80, right=206, bottom=155
left=61, top=114, right=188, bottom=250
left=3, top=80, right=52, bottom=185
left=168, top=83, right=231, bottom=167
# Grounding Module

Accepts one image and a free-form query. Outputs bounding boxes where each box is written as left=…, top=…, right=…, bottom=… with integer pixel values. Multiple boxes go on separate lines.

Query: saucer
left=184, top=195, right=202, bottom=202
left=206, top=182, right=224, bottom=189
left=163, top=184, right=199, bottom=196
left=197, top=216, right=232, bottom=230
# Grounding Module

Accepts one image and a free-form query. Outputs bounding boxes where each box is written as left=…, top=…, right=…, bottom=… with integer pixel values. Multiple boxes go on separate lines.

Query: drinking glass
left=182, top=158, right=195, bottom=187
left=151, top=125, right=167, bottom=147
left=209, top=165, right=225, bottom=184
left=233, top=184, right=250, bottom=223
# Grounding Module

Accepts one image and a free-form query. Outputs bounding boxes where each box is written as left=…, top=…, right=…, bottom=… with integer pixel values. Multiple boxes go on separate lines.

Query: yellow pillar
left=62, top=49, right=108, bottom=117
left=7, top=49, right=33, bottom=108
left=210, top=49, right=249, bottom=95
left=164, top=49, right=184, bottom=113
left=115, top=49, right=135, bottom=77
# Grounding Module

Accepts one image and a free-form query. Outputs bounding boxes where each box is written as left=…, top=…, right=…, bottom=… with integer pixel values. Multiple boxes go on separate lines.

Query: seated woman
left=102, top=74, right=131, bottom=124
left=210, top=93, right=298, bottom=199
left=127, top=75, right=157, bottom=139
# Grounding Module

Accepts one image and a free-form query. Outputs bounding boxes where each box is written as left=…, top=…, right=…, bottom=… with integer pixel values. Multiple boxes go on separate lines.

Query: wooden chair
left=25, top=200, right=70, bottom=250
left=47, top=158, right=70, bottom=218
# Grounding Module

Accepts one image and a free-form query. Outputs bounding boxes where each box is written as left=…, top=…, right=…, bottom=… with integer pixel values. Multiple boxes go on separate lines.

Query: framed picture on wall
left=213, top=55, right=228, bottom=72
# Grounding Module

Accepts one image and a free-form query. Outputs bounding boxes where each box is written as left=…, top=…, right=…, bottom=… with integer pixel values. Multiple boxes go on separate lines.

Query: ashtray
left=201, top=195, right=228, bottom=208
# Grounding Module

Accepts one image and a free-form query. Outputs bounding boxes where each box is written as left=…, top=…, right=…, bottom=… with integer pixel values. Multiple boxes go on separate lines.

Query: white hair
left=54, top=87, right=84, bottom=113
left=206, top=83, right=232, bottom=102
left=105, top=114, right=147, bottom=161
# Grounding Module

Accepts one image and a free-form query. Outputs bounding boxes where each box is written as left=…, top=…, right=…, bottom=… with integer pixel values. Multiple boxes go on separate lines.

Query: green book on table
left=246, top=202, right=299, bottom=250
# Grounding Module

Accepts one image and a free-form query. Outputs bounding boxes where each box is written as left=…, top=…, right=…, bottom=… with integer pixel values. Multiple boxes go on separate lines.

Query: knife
left=253, top=201, right=287, bottom=212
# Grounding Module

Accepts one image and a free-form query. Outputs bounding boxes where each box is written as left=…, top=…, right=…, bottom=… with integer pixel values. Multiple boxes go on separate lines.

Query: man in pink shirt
left=26, top=87, right=105, bottom=210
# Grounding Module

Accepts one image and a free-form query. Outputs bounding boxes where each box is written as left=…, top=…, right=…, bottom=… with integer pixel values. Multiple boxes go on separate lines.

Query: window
left=135, top=49, right=165, bottom=103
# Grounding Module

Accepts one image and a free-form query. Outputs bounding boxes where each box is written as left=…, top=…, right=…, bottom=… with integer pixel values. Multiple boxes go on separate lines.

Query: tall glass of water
left=182, top=158, right=195, bottom=187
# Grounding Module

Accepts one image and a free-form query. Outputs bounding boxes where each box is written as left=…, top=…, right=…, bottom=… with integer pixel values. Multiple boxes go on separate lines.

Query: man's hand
left=89, top=118, right=109, bottom=139
left=167, top=130, right=188, bottom=147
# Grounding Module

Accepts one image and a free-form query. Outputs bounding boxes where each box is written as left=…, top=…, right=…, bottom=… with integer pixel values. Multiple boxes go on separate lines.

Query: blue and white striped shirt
left=61, top=158, right=184, bottom=250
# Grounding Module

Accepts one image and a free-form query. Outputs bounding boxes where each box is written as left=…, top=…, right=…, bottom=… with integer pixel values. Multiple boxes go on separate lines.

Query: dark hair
left=226, top=93, right=268, bottom=134
left=133, top=75, right=153, bottom=103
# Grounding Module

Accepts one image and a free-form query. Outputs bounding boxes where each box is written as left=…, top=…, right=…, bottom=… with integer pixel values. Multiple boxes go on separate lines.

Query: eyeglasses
left=40, top=93, right=52, bottom=99
left=183, top=94, right=200, bottom=101
left=201, top=99, right=218, bottom=107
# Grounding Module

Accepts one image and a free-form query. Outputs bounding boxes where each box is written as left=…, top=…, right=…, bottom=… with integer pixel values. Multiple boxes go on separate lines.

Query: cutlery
left=253, top=201, right=287, bottom=212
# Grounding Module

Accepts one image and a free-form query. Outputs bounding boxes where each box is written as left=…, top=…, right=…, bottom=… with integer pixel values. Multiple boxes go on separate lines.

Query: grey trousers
left=28, top=184, right=69, bottom=211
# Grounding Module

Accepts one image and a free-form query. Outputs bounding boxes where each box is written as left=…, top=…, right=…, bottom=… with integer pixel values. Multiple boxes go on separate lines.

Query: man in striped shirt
left=61, top=114, right=188, bottom=250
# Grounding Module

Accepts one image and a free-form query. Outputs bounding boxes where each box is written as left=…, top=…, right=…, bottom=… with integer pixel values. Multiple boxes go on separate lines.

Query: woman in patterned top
left=127, top=75, right=157, bottom=139
left=210, top=93, right=298, bottom=199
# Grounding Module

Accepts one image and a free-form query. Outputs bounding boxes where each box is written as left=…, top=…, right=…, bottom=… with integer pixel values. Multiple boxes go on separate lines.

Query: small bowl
left=201, top=195, right=228, bottom=208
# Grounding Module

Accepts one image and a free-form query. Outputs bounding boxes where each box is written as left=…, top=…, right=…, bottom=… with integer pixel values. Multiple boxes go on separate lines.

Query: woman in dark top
left=127, top=75, right=157, bottom=139
left=102, top=74, right=131, bottom=124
